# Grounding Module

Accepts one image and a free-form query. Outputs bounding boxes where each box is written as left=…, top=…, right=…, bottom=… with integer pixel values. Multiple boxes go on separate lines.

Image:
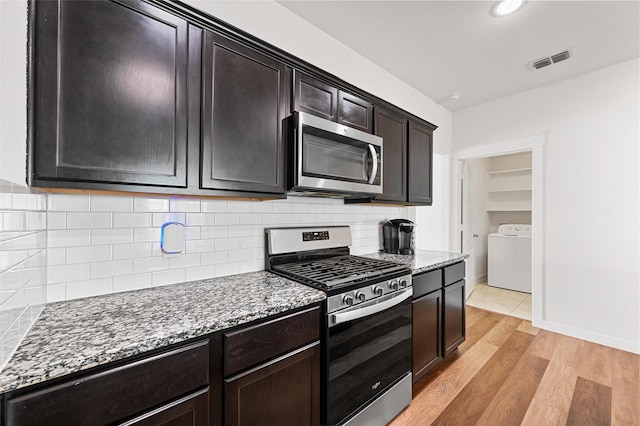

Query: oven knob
left=389, top=280, right=399, bottom=291
left=372, top=286, right=384, bottom=296
left=399, top=279, right=408, bottom=289
left=342, top=295, right=354, bottom=306
left=354, top=291, right=366, bottom=302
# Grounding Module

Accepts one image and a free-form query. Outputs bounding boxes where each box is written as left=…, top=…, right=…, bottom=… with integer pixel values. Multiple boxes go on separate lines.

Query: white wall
left=0, top=1, right=28, bottom=185
left=466, top=157, right=491, bottom=282
left=454, top=58, right=640, bottom=353
left=415, top=153, right=450, bottom=251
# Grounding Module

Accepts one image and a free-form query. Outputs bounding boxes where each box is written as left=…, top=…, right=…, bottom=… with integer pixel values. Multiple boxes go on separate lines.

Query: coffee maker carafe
left=382, top=219, right=415, bottom=255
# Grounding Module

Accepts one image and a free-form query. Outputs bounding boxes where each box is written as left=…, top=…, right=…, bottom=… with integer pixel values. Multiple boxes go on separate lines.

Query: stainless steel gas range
left=266, top=226, right=412, bottom=426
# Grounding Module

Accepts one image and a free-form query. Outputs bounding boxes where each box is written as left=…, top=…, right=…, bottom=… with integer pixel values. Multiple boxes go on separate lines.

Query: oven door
left=293, top=111, right=382, bottom=195
left=326, top=288, right=412, bottom=426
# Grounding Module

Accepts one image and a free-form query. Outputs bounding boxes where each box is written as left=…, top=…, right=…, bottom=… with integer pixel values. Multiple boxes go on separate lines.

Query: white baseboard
left=533, top=319, right=640, bottom=355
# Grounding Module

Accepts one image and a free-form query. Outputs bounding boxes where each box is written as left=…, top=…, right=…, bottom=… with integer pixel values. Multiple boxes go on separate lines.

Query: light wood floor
left=390, top=306, right=640, bottom=426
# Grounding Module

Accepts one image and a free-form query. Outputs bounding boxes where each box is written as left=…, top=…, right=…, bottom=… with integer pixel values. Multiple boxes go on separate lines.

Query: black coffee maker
left=382, top=219, right=415, bottom=255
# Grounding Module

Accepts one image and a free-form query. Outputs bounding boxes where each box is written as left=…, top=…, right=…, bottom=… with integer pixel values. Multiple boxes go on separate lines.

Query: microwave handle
left=367, top=144, right=378, bottom=184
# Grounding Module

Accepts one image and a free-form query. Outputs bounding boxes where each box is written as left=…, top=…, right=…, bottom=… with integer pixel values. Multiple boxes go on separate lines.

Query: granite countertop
left=362, top=249, right=468, bottom=275
left=0, top=271, right=325, bottom=394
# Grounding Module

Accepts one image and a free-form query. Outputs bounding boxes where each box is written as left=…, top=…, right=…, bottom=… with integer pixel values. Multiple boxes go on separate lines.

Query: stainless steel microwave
left=288, top=111, right=383, bottom=196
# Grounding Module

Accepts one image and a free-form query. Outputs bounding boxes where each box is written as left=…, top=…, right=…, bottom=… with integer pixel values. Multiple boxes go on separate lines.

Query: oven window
left=302, top=126, right=374, bottom=183
left=326, top=296, right=411, bottom=426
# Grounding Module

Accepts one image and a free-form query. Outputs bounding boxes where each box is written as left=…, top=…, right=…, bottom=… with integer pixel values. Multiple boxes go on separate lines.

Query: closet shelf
left=487, top=167, right=532, bottom=176
left=487, top=187, right=532, bottom=194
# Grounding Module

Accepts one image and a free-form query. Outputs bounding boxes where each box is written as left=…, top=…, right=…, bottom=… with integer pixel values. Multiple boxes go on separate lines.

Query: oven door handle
left=329, top=288, right=413, bottom=327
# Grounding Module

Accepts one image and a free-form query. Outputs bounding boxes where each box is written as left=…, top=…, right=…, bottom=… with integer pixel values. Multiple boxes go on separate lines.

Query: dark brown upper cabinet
left=294, top=72, right=373, bottom=133
left=201, top=31, right=289, bottom=195
left=30, top=0, right=192, bottom=189
left=408, top=121, right=434, bottom=205
left=375, top=107, right=408, bottom=203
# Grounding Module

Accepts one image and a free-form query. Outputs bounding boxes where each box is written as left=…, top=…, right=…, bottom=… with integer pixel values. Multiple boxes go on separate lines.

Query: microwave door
left=302, top=133, right=370, bottom=184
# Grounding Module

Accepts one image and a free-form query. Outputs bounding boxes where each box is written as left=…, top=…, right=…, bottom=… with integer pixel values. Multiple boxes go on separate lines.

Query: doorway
left=451, top=135, right=544, bottom=325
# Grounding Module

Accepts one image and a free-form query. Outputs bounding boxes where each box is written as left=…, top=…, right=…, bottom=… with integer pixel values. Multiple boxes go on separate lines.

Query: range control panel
left=302, top=231, right=330, bottom=242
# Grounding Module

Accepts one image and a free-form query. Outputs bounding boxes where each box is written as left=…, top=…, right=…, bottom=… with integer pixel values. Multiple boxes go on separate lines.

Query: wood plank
left=611, top=348, right=640, bottom=425
left=459, top=308, right=503, bottom=350
left=483, top=315, right=523, bottom=347
left=464, top=305, right=486, bottom=328
left=430, top=330, right=535, bottom=425
left=475, top=353, right=549, bottom=426
left=577, top=341, right=613, bottom=387
left=566, top=376, right=612, bottom=426
left=516, top=319, right=540, bottom=335
left=390, top=340, right=498, bottom=425
left=526, top=329, right=561, bottom=360
left=521, top=335, right=585, bottom=425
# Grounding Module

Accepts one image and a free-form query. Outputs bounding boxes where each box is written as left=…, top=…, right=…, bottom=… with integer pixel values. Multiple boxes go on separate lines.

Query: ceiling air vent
left=530, top=49, right=572, bottom=70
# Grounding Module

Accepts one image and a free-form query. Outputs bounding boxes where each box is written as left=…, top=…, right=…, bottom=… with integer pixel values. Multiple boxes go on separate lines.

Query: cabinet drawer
left=413, top=269, right=442, bottom=298
left=444, top=261, right=465, bottom=286
left=7, top=340, right=209, bottom=426
left=224, top=307, right=320, bottom=376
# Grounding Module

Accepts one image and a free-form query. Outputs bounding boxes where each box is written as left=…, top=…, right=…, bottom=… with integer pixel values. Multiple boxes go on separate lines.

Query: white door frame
left=450, top=134, right=545, bottom=325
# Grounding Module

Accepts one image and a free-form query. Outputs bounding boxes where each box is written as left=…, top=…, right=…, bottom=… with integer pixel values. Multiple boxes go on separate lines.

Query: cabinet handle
left=367, top=144, right=378, bottom=184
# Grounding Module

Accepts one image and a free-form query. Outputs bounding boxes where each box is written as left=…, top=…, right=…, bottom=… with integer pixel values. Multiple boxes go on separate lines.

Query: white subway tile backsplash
left=47, top=264, right=90, bottom=284
left=227, top=201, right=252, bottom=213
left=133, top=227, right=160, bottom=244
left=215, top=238, right=240, bottom=252
left=271, top=202, right=292, bottom=213
left=66, top=278, right=113, bottom=300
left=113, top=273, right=152, bottom=293
left=47, top=248, right=65, bottom=266
left=240, top=259, right=263, bottom=274
left=201, top=226, right=227, bottom=239
left=47, top=283, right=66, bottom=302
left=239, top=214, right=262, bottom=225
left=48, top=229, right=91, bottom=248
left=200, top=199, right=227, bottom=213
left=239, top=236, right=262, bottom=249
left=133, top=257, right=169, bottom=274
left=185, top=213, right=215, bottom=227
left=91, top=196, right=133, bottom=212
left=251, top=202, right=273, bottom=213
left=113, top=213, right=151, bottom=228
left=185, top=239, right=216, bottom=253
left=91, top=228, right=133, bottom=245
left=215, top=213, right=240, bottom=226
left=185, top=265, right=214, bottom=282
left=67, top=245, right=112, bottom=264
left=91, top=260, right=133, bottom=279
left=227, top=248, right=251, bottom=262
left=47, top=212, right=66, bottom=230
left=168, top=253, right=200, bottom=269
left=66, top=212, right=112, bottom=229
left=112, top=243, right=152, bottom=260
left=48, top=194, right=91, bottom=212
left=134, top=197, right=169, bottom=212
left=169, top=198, right=201, bottom=213
left=227, top=225, right=252, bottom=238
left=152, top=212, right=186, bottom=227
left=200, top=251, right=227, bottom=265
left=215, top=262, right=240, bottom=277
left=152, top=268, right=185, bottom=287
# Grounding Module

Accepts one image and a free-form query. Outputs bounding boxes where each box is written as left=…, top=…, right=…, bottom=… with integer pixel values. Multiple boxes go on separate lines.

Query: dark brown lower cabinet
left=5, top=340, right=210, bottom=426
left=412, top=289, right=443, bottom=383
left=122, top=388, right=209, bottom=426
left=443, top=279, right=466, bottom=357
left=225, top=342, right=321, bottom=426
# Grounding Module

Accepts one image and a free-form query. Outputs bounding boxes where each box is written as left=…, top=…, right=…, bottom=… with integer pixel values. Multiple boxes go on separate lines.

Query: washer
left=488, top=224, right=532, bottom=293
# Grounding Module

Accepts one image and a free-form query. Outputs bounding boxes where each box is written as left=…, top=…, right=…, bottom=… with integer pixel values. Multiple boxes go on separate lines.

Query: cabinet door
left=407, top=121, right=434, bottom=205
left=225, top=343, right=320, bottom=426
left=202, top=31, right=288, bottom=194
left=32, top=0, right=190, bottom=188
left=375, top=108, right=407, bottom=202
left=123, top=389, right=209, bottom=426
left=338, top=92, right=373, bottom=133
left=412, top=290, right=443, bottom=383
left=443, top=279, right=466, bottom=357
left=294, top=72, right=338, bottom=122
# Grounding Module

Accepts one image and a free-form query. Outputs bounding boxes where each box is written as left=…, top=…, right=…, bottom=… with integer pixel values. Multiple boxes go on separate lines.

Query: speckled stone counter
left=0, top=271, right=325, bottom=394
left=362, top=249, right=468, bottom=275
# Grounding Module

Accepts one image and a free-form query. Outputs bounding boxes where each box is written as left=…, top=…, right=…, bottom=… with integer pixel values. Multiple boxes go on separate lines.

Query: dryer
left=488, top=224, right=532, bottom=293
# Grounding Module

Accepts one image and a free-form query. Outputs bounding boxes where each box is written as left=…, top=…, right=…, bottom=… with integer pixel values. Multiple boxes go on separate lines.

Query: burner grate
left=273, top=255, right=408, bottom=288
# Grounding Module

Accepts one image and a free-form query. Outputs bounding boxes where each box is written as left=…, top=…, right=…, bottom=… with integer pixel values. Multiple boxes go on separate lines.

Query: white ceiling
left=277, top=0, right=640, bottom=111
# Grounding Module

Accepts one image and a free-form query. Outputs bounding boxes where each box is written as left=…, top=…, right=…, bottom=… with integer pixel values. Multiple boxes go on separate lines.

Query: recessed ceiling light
left=491, top=0, right=526, bottom=17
